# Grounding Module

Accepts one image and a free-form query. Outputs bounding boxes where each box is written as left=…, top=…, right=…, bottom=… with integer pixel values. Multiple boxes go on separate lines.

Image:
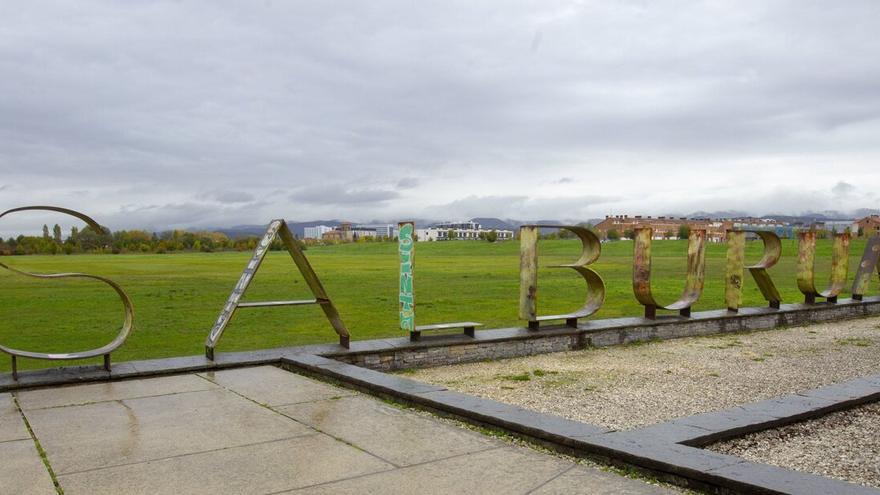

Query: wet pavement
left=1, top=366, right=674, bottom=494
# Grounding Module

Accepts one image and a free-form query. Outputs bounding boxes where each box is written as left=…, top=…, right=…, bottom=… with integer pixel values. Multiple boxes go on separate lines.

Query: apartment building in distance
left=856, top=215, right=880, bottom=237
left=593, top=215, right=808, bottom=242
left=594, top=214, right=865, bottom=242
left=415, top=221, right=514, bottom=241
left=359, top=224, right=396, bottom=239
left=594, top=215, right=729, bottom=241
left=321, top=222, right=378, bottom=242
left=303, top=225, right=333, bottom=239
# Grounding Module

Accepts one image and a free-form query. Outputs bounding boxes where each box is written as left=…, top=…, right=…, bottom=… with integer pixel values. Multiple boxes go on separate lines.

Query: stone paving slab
left=531, top=465, right=671, bottom=495
left=2, top=367, right=676, bottom=494
left=278, top=394, right=497, bottom=466
left=0, top=392, right=30, bottom=442
left=56, top=434, right=394, bottom=495
left=284, top=446, right=589, bottom=495
left=16, top=374, right=217, bottom=410
left=26, top=387, right=314, bottom=474
left=413, top=389, right=607, bottom=442
left=198, top=365, right=355, bottom=406
left=0, top=439, right=56, bottom=495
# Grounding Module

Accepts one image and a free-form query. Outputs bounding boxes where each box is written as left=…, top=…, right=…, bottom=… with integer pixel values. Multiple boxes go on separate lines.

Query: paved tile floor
left=2, top=366, right=674, bottom=494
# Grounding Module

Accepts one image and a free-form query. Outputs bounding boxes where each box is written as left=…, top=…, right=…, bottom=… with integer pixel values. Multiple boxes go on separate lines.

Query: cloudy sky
left=2, top=1, right=879, bottom=234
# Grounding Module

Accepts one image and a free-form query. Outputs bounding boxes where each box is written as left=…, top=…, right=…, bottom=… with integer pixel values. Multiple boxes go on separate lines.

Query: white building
left=303, top=225, right=333, bottom=239
left=359, top=224, right=396, bottom=239
left=351, top=226, right=377, bottom=239
left=416, top=221, right=514, bottom=242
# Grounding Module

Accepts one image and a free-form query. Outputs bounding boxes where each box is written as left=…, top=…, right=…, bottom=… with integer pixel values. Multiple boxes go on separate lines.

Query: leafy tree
left=606, top=229, right=620, bottom=241
left=485, top=230, right=498, bottom=243
left=677, top=224, right=691, bottom=240
left=42, top=224, right=50, bottom=240
left=52, top=224, right=62, bottom=244
left=623, top=229, right=635, bottom=240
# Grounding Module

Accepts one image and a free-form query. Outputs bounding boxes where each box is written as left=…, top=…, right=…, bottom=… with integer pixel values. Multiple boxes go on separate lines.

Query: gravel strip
left=400, top=317, right=880, bottom=430
left=710, top=401, right=880, bottom=489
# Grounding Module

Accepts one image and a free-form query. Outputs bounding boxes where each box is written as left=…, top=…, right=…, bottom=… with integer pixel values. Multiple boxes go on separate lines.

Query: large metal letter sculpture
left=205, top=219, right=349, bottom=359
left=398, top=222, right=416, bottom=332
left=633, top=227, right=707, bottom=319
left=725, top=230, right=783, bottom=311
left=851, top=235, right=880, bottom=300
left=519, top=225, right=605, bottom=330
left=398, top=222, right=482, bottom=341
left=0, top=206, right=134, bottom=380
left=797, top=231, right=850, bottom=304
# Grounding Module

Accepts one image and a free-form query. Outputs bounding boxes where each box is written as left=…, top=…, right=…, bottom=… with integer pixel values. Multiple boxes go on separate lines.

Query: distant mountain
left=212, top=220, right=343, bottom=239
left=678, top=210, right=750, bottom=219
left=470, top=218, right=516, bottom=230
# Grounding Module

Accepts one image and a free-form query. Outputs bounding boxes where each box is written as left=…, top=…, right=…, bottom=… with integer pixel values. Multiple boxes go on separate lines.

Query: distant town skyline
left=2, top=2, right=880, bottom=236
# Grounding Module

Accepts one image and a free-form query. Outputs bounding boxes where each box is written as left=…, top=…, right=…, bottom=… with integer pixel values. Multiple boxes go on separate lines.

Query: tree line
left=0, top=224, right=297, bottom=255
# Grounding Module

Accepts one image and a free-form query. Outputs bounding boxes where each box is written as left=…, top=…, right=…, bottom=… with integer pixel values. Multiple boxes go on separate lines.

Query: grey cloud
left=292, top=186, right=400, bottom=206
left=1, top=1, right=879, bottom=230
left=396, top=177, right=419, bottom=189
left=202, top=190, right=255, bottom=204
left=831, top=181, right=856, bottom=198
left=428, top=194, right=619, bottom=221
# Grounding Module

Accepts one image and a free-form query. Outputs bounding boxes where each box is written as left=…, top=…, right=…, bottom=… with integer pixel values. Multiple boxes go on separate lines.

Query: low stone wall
left=333, top=334, right=581, bottom=371
left=328, top=297, right=880, bottom=372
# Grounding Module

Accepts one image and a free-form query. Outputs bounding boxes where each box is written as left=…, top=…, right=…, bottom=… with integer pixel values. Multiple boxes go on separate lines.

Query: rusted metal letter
left=205, top=219, right=350, bottom=359
left=519, top=225, right=605, bottom=330
left=797, top=231, right=850, bottom=304
left=851, top=235, right=880, bottom=300
left=725, top=230, right=782, bottom=311
left=0, top=206, right=134, bottom=379
left=633, top=227, right=706, bottom=319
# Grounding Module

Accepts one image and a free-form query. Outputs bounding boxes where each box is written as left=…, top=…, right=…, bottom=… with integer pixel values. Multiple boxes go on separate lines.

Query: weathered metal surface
left=398, top=222, right=415, bottom=332
left=0, top=206, right=134, bottom=379
left=519, top=225, right=605, bottom=328
left=633, top=227, right=707, bottom=318
left=724, top=230, right=745, bottom=311
left=851, top=235, right=880, bottom=299
left=748, top=231, right=783, bottom=307
left=205, top=219, right=350, bottom=359
left=797, top=231, right=851, bottom=304
left=725, top=230, right=782, bottom=311
left=518, top=225, right=539, bottom=321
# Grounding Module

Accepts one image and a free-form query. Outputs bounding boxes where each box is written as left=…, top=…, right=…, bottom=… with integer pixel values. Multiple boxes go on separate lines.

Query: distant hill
left=470, top=218, right=516, bottom=230
left=213, top=220, right=342, bottom=239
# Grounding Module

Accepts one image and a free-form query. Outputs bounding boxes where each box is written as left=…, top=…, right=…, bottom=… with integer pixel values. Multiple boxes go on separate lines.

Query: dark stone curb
left=282, top=354, right=880, bottom=495
left=631, top=375, right=880, bottom=447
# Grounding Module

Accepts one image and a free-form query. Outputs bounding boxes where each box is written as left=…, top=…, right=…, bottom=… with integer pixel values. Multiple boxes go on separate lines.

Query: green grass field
left=1, top=238, right=877, bottom=372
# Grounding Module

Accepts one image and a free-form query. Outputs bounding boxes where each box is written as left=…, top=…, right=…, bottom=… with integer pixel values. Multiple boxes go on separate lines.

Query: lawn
left=0, top=238, right=876, bottom=372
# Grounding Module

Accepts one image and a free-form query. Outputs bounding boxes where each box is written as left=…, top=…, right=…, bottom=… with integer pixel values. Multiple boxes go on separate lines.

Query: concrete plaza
left=1, top=366, right=673, bottom=494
